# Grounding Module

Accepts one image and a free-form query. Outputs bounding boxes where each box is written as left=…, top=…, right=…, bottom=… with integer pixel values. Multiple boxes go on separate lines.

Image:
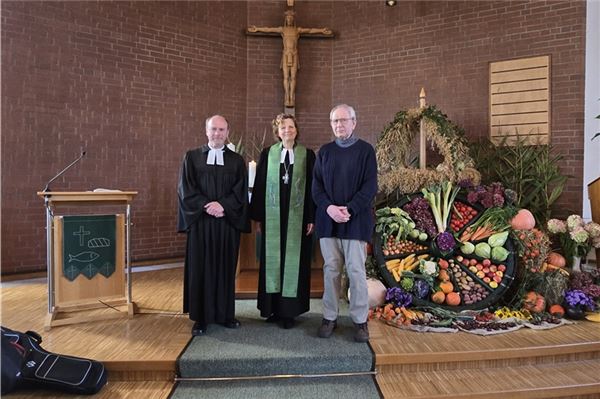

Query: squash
left=431, top=291, right=445, bottom=304
left=547, top=252, right=566, bottom=268
left=511, top=209, right=536, bottom=230
left=523, top=291, right=546, bottom=313
left=548, top=304, right=565, bottom=317
left=445, top=292, right=461, bottom=306
left=439, top=281, right=454, bottom=294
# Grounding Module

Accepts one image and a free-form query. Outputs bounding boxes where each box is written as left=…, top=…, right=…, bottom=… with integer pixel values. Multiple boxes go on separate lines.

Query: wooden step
left=377, top=358, right=600, bottom=398
left=371, top=320, right=600, bottom=371
left=8, top=381, right=173, bottom=399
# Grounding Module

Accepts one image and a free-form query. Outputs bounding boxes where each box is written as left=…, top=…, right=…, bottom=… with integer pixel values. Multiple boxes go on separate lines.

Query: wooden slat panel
left=491, top=124, right=549, bottom=136
left=491, top=66, right=548, bottom=84
left=490, top=55, right=549, bottom=72
left=492, top=100, right=548, bottom=115
left=491, top=135, right=549, bottom=146
left=491, top=90, right=548, bottom=104
left=491, top=112, right=548, bottom=125
left=489, top=55, right=550, bottom=146
left=491, top=79, right=548, bottom=93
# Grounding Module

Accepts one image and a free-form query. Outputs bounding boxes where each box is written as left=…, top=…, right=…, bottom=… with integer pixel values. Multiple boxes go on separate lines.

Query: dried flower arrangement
left=376, top=106, right=480, bottom=196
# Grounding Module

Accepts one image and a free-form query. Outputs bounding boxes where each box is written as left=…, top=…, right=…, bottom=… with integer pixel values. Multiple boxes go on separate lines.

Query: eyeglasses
left=330, top=118, right=354, bottom=124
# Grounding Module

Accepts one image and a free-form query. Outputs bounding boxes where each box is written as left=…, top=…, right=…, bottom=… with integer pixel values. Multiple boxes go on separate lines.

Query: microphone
left=43, top=150, right=87, bottom=192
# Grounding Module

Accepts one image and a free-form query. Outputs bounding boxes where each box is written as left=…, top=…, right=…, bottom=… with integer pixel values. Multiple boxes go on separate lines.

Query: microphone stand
left=42, top=150, right=86, bottom=314
left=43, top=151, right=86, bottom=193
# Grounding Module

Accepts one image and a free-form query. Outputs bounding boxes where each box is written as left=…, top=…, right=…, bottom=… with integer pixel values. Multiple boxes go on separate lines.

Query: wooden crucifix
left=247, top=8, right=334, bottom=112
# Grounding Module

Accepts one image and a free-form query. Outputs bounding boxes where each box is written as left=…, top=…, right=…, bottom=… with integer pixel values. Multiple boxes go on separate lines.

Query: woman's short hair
left=271, top=113, right=299, bottom=141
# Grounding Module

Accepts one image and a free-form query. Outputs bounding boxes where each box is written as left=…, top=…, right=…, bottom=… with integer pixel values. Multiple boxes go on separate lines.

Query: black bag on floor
left=1, top=326, right=108, bottom=395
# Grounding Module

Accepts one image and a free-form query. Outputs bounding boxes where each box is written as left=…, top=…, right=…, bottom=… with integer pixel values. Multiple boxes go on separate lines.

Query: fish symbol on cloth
left=69, top=251, right=100, bottom=263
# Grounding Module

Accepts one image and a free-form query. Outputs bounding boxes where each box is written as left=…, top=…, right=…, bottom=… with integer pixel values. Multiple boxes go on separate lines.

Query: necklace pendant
left=282, top=172, right=289, bottom=184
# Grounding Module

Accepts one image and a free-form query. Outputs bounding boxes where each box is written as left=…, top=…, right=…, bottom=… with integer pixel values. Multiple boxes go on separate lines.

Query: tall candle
left=248, top=160, right=257, bottom=188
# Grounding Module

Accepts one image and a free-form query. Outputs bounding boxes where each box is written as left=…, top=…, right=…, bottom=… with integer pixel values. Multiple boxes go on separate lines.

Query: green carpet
left=171, top=375, right=380, bottom=399
left=172, top=299, right=380, bottom=398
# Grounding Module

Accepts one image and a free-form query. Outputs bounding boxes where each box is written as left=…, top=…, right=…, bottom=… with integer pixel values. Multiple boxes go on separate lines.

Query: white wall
left=583, top=0, right=600, bottom=221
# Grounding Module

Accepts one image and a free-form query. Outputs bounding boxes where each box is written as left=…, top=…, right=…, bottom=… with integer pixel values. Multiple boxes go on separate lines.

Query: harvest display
left=370, top=102, right=600, bottom=330
left=374, top=181, right=517, bottom=311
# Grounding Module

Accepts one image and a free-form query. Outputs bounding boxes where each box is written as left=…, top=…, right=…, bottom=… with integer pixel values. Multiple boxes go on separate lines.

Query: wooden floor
left=2, top=266, right=600, bottom=398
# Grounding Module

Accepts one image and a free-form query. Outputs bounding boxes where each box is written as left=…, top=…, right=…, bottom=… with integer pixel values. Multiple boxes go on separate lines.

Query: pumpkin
left=439, top=281, right=454, bottom=294
left=511, top=209, right=536, bottom=230
left=438, top=269, right=450, bottom=282
left=523, top=291, right=546, bottom=313
left=431, top=291, right=445, bottom=304
left=445, top=292, right=461, bottom=306
left=548, top=304, right=565, bottom=317
left=547, top=252, right=566, bottom=268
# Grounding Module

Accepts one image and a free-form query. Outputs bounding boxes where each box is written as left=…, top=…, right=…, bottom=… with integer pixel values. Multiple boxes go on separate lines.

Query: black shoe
left=317, top=318, right=337, bottom=338
left=223, top=318, right=241, bottom=329
left=265, top=314, right=281, bottom=323
left=192, top=322, right=206, bottom=336
left=282, top=317, right=295, bottom=329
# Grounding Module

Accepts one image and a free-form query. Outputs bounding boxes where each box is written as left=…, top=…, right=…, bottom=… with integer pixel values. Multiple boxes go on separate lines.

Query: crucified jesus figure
left=248, top=10, right=333, bottom=108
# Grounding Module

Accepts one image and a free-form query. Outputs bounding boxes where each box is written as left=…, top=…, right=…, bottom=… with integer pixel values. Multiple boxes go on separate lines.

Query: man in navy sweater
left=312, top=104, right=378, bottom=343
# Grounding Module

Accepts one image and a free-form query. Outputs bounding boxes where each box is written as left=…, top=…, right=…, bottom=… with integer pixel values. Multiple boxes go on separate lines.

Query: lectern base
left=44, top=299, right=137, bottom=331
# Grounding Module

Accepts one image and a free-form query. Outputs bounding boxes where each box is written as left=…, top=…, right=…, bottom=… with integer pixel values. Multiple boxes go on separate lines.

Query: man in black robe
left=177, top=115, right=249, bottom=336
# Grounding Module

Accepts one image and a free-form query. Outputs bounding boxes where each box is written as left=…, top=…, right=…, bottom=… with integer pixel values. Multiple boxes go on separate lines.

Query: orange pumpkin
left=440, top=281, right=454, bottom=294
left=548, top=304, right=565, bottom=317
left=546, top=252, right=566, bottom=268
left=511, top=209, right=536, bottom=230
left=445, top=292, right=461, bottom=306
left=431, top=291, right=446, bottom=304
left=523, top=291, right=546, bottom=313
left=438, top=269, right=450, bottom=282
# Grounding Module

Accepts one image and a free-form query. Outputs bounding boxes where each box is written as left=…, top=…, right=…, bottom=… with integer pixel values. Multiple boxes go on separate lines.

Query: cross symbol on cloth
left=73, top=225, right=90, bottom=246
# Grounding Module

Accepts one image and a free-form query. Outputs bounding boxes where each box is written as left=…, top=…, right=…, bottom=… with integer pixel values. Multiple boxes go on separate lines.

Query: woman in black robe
left=250, top=114, right=315, bottom=329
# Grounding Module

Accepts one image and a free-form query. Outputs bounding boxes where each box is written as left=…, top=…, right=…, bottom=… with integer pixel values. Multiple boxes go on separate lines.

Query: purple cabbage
left=436, top=231, right=456, bottom=252
left=402, top=197, right=438, bottom=237
left=412, top=279, right=430, bottom=299
left=385, top=287, right=413, bottom=308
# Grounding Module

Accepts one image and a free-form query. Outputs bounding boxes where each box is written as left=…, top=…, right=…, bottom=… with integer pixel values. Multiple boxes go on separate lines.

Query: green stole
left=265, top=142, right=306, bottom=297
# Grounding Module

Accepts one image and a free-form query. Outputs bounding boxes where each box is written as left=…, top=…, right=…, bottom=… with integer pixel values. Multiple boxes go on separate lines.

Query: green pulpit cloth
left=62, top=215, right=116, bottom=281
left=265, top=143, right=306, bottom=297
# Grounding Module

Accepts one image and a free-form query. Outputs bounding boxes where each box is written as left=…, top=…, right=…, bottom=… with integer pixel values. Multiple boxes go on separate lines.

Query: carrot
left=460, top=227, right=473, bottom=241
left=470, top=225, right=488, bottom=241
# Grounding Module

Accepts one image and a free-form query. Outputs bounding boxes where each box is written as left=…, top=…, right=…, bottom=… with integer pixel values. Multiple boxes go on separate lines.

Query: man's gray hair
left=330, top=104, right=356, bottom=120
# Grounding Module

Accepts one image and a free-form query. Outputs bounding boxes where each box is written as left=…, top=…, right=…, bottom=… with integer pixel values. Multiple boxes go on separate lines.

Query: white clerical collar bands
left=280, top=148, right=294, bottom=164
left=206, top=146, right=225, bottom=166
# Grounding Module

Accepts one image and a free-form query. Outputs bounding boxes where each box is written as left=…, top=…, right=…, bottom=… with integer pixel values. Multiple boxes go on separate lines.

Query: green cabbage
left=491, top=246, right=509, bottom=262
left=475, top=242, right=491, bottom=259
left=461, top=242, right=475, bottom=255
left=487, top=231, right=509, bottom=248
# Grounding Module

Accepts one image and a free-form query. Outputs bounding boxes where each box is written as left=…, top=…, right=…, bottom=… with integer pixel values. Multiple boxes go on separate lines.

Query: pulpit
left=37, top=191, right=137, bottom=330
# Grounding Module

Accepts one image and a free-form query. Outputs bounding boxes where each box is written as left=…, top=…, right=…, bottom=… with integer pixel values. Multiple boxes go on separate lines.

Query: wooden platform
left=2, top=266, right=599, bottom=398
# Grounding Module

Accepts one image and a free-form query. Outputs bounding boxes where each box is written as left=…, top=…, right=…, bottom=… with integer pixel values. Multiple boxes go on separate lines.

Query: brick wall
left=1, top=1, right=247, bottom=273
left=327, top=0, right=585, bottom=214
left=1, top=1, right=586, bottom=274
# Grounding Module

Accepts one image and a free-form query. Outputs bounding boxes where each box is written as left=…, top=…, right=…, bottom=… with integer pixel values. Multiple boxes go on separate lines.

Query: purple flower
left=480, top=192, right=494, bottom=208
left=466, top=191, right=479, bottom=204
left=457, top=179, right=473, bottom=189
left=564, top=289, right=596, bottom=311
left=492, top=193, right=505, bottom=207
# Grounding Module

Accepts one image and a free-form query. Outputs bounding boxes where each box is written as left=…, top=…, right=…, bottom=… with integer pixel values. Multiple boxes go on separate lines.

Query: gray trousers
left=319, top=238, right=368, bottom=324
